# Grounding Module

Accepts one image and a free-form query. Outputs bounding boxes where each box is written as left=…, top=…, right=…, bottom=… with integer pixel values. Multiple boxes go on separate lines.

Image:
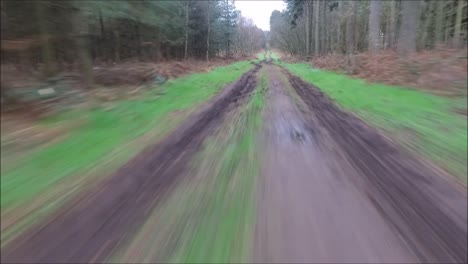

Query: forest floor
left=1, top=54, right=467, bottom=263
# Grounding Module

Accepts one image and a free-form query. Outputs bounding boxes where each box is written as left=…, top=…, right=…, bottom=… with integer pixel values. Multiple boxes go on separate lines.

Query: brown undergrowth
left=285, top=48, right=467, bottom=96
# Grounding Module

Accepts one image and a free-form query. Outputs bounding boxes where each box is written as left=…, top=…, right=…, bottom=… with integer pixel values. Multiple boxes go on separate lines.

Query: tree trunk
left=314, top=0, right=320, bottom=55
left=453, top=0, right=464, bottom=48
left=368, top=0, right=382, bottom=53
left=337, top=15, right=342, bottom=53
left=346, top=1, right=356, bottom=55
left=225, top=0, right=230, bottom=58
left=320, top=0, right=326, bottom=54
left=184, top=0, right=190, bottom=60
left=435, top=0, right=445, bottom=45
left=388, top=0, right=397, bottom=49
left=113, top=29, right=120, bottom=62
left=354, top=2, right=360, bottom=52
left=421, top=1, right=433, bottom=49
left=135, top=22, right=142, bottom=60
left=397, top=0, right=421, bottom=56
left=206, top=0, right=211, bottom=61
left=35, top=0, right=55, bottom=77
left=444, top=1, right=453, bottom=45
left=98, top=10, right=106, bottom=62
left=154, top=26, right=162, bottom=62
left=325, top=8, right=329, bottom=53
left=305, top=0, right=311, bottom=56
left=72, top=4, right=93, bottom=89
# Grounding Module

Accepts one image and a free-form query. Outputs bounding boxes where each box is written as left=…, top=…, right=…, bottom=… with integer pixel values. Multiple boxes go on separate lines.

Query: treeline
left=1, top=0, right=266, bottom=83
left=270, top=0, right=468, bottom=57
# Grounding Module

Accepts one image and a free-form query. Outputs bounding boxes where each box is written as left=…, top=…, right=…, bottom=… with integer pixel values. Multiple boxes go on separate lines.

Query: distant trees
left=234, top=16, right=266, bottom=57
left=270, top=0, right=468, bottom=57
left=1, top=0, right=266, bottom=77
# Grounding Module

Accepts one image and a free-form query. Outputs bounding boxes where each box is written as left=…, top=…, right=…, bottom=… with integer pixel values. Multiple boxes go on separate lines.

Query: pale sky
left=234, top=0, right=286, bottom=31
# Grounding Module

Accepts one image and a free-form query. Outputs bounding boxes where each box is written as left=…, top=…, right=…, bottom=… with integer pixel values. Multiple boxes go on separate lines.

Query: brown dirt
left=2, top=62, right=466, bottom=264
left=1, top=64, right=262, bottom=263
left=281, top=66, right=467, bottom=263
left=94, top=59, right=244, bottom=86
left=256, top=65, right=416, bottom=263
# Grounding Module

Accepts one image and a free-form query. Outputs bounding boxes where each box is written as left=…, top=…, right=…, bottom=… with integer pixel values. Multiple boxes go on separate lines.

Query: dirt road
left=1, top=65, right=261, bottom=263
left=1, top=62, right=466, bottom=263
left=254, top=64, right=467, bottom=263
left=255, top=65, right=416, bottom=263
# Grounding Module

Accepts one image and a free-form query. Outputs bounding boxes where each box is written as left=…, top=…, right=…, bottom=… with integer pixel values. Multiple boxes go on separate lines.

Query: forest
left=1, top=0, right=266, bottom=90
left=270, top=0, right=467, bottom=56
left=1, top=1, right=467, bottom=263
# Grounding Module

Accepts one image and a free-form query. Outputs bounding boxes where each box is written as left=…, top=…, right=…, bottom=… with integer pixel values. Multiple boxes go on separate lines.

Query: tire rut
left=255, top=65, right=416, bottom=263
left=286, top=70, right=467, bottom=263
left=1, top=64, right=262, bottom=263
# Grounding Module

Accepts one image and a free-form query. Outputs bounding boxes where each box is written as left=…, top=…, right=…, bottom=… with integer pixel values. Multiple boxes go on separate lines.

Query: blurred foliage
left=1, top=0, right=266, bottom=84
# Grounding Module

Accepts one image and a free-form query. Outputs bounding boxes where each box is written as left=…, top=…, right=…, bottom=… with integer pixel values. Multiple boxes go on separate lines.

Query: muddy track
left=287, top=71, right=467, bottom=263
left=1, top=64, right=262, bottom=263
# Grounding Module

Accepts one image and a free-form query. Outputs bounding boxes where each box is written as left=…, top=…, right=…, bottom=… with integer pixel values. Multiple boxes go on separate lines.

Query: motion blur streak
left=1, top=0, right=467, bottom=263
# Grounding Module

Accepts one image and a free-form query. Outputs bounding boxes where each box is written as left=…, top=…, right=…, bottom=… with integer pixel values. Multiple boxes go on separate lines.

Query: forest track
left=260, top=64, right=466, bottom=263
left=2, top=62, right=466, bottom=264
left=1, top=64, right=262, bottom=263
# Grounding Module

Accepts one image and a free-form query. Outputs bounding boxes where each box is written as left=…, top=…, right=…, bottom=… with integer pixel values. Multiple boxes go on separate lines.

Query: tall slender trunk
left=136, top=22, right=142, bottom=60
left=368, top=0, right=382, bottom=53
left=35, top=0, right=55, bottom=77
left=337, top=15, right=341, bottom=53
left=98, top=10, right=106, bottom=62
left=444, top=1, right=452, bottom=44
left=305, top=0, right=311, bottom=56
left=72, top=2, right=93, bottom=89
left=184, top=0, right=190, bottom=60
left=397, top=0, right=422, bottom=56
left=435, top=0, right=445, bottom=45
left=155, top=26, right=161, bottom=62
left=225, top=0, right=230, bottom=58
left=206, top=1, right=211, bottom=61
left=389, top=0, right=397, bottom=49
left=384, top=5, right=390, bottom=49
left=314, top=0, right=320, bottom=55
left=113, top=29, right=120, bottom=62
left=346, top=1, right=356, bottom=55
left=453, top=0, right=464, bottom=48
left=421, top=1, right=433, bottom=49
left=320, top=0, right=326, bottom=53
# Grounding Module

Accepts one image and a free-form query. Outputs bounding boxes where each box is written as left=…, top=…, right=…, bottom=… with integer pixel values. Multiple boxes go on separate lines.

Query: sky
left=234, top=0, right=286, bottom=31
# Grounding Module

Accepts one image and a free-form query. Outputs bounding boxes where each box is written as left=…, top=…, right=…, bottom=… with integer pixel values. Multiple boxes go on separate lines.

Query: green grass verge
left=179, top=71, right=266, bottom=263
left=257, top=52, right=266, bottom=61
left=1, top=61, right=255, bottom=211
left=258, top=51, right=281, bottom=62
left=113, top=69, right=267, bottom=263
left=282, top=63, right=467, bottom=182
